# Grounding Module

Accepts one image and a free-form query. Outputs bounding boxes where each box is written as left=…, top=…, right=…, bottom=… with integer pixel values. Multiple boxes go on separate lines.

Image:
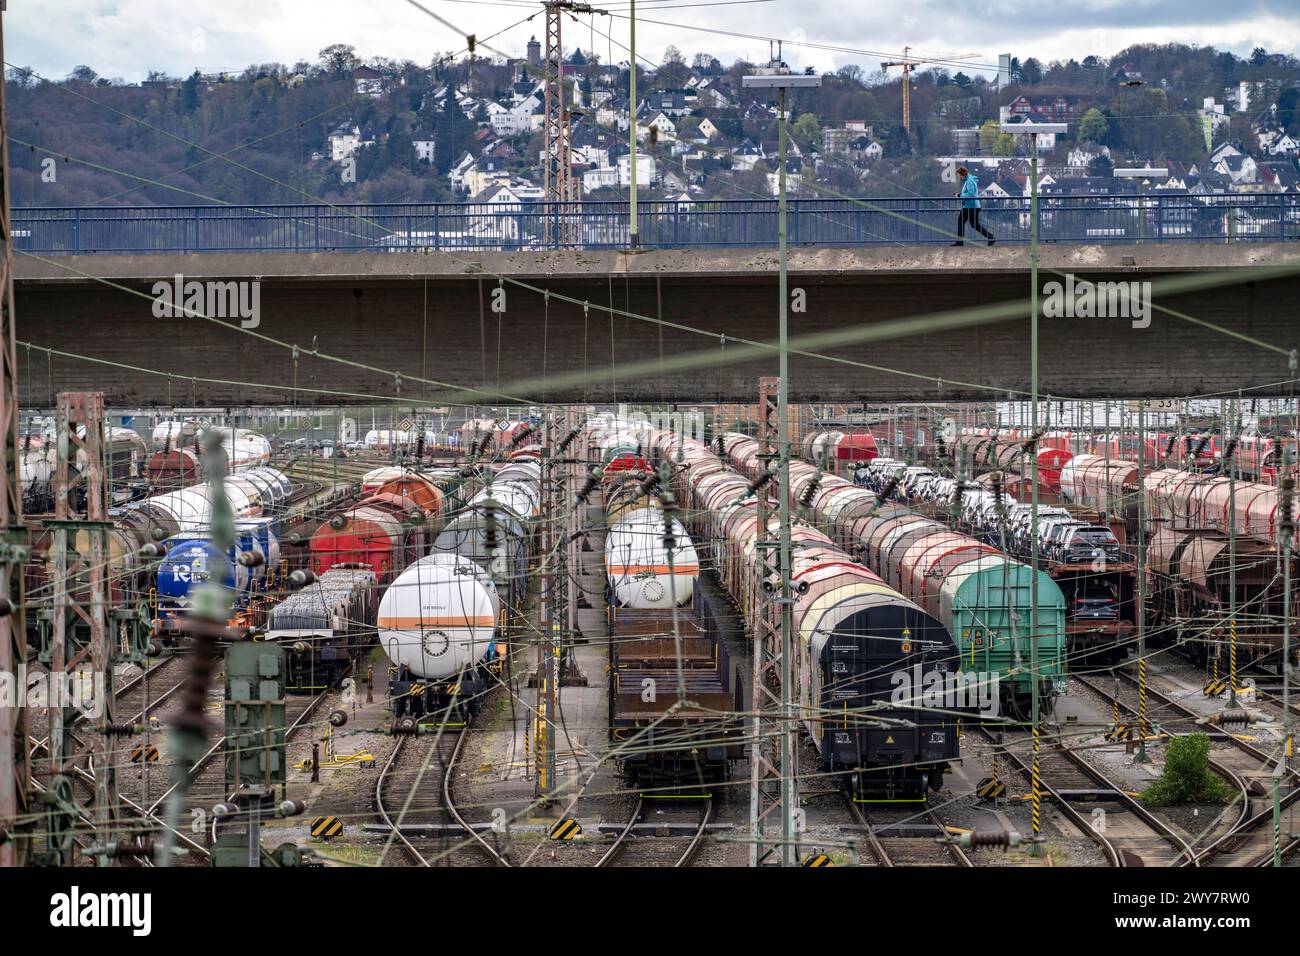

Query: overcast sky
left=8, top=0, right=1300, bottom=84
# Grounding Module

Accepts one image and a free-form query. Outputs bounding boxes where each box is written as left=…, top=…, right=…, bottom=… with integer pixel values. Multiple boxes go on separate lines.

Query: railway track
left=24, top=653, right=236, bottom=864
left=595, top=795, right=711, bottom=867
left=841, top=796, right=973, bottom=866
left=115, top=683, right=329, bottom=865
left=1075, top=670, right=1297, bottom=867
left=375, top=729, right=510, bottom=867
left=975, top=722, right=1198, bottom=867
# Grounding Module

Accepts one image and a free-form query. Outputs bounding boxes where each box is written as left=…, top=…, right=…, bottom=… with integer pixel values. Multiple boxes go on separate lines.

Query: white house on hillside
left=413, top=134, right=435, bottom=163
left=329, top=124, right=361, bottom=162
left=352, top=65, right=384, bottom=97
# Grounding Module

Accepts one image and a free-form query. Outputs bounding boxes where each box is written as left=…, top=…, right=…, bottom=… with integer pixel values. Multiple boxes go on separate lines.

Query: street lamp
left=629, top=1, right=637, bottom=247
left=742, top=70, right=821, bottom=869
left=999, top=118, right=1066, bottom=853
left=1113, top=167, right=1169, bottom=243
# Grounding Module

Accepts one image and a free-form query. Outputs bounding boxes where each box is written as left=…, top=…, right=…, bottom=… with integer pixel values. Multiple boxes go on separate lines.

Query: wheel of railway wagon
left=1006, top=690, right=1028, bottom=723
left=1039, top=683, right=1058, bottom=717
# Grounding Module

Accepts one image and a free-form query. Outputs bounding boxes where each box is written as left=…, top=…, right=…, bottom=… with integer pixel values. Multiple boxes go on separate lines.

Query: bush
left=1139, top=733, right=1235, bottom=806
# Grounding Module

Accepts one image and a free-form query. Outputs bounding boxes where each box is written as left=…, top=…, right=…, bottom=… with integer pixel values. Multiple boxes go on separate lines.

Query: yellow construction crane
left=880, top=47, right=979, bottom=133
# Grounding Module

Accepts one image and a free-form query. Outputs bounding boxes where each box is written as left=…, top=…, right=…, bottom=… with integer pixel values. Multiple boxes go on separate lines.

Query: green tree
left=657, top=45, right=688, bottom=89
left=1021, top=58, right=1042, bottom=84
left=1088, top=153, right=1114, bottom=176
left=433, top=92, right=471, bottom=175
left=991, top=131, right=1016, bottom=156
left=1279, top=87, right=1300, bottom=134
left=978, top=120, right=1015, bottom=156
left=180, top=69, right=202, bottom=113
left=319, top=44, right=358, bottom=79
left=1139, top=734, right=1236, bottom=806
left=1077, top=107, right=1109, bottom=144
left=978, top=119, right=1001, bottom=154
left=791, top=112, right=822, bottom=152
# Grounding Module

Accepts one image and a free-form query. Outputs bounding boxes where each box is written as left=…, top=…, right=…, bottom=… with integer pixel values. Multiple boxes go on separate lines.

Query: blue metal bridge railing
left=12, top=194, right=1298, bottom=255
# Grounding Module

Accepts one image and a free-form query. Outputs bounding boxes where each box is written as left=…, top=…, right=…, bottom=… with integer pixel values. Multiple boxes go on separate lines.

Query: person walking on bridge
left=952, top=166, right=995, bottom=246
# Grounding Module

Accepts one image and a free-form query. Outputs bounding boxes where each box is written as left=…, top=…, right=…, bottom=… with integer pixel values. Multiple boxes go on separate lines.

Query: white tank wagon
left=603, top=502, right=699, bottom=608
left=388, top=459, right=540, bottom=719
left=379, top=555, right=502, bottom=719
left=583, top=423, right=701, bottom=608
left=430, top=461, right=541, bottom=585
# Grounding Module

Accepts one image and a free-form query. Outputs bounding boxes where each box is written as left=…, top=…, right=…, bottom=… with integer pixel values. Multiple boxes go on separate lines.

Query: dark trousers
left=956, top=207, right=993, bottom=243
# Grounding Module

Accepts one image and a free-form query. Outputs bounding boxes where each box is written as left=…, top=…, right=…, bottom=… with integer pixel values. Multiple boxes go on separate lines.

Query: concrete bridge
left=14, top=243, right=1300, bottom=406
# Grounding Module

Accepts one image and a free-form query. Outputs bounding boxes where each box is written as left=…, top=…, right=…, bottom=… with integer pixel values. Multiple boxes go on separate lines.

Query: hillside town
left=6, top=41, right=1300, bottom=209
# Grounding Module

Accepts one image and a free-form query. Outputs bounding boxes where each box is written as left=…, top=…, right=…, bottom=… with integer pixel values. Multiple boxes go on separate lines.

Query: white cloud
left=6, top=0, right=1298, bottom=82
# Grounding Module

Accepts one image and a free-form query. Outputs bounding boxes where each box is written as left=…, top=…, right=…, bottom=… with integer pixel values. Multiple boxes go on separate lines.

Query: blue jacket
left=960, top=174, right=980, bottom=209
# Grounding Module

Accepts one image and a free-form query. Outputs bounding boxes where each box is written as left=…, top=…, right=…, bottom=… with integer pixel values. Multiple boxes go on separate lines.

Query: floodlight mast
left=743, top=67, right=821, bottom=867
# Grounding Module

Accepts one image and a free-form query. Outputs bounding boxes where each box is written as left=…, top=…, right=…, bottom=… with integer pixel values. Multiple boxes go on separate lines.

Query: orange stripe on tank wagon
left=604, top=565, right=700, bottom=574
left=377, top=616, right=496, bottom=627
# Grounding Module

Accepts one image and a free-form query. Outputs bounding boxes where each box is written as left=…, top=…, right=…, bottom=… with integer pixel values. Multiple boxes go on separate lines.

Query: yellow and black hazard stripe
left=1103, top=722, right=1131, bottom=743
left=130, top=744, right=160, bottom=764
left=548, top=818, right=582, bottom=841
left=311, top=816, right=344, bottom=839
left=802, top=853, right=834, bottom=867
left=975, top=777, right=1006, bottom=800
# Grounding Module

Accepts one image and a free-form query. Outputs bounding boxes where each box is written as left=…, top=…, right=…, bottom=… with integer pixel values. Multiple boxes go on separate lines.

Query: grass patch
left=311, top=840, right=387, bottom=867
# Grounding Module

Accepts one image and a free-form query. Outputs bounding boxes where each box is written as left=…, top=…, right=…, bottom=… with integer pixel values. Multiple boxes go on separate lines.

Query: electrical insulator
left=557, top=426, right=581, bottom=453
left=747, top=470, right=775, bottom=495
left=483, top=503, right=500, bottom=556
left=1280, top=475, right=1294, bottom=536
left=112, top=837, right=156, bottom=858
left=575, top=475, right=599, bottom=504
left=799, top=474, right=822, bottom=508
left=1206, top=708, right=1259, bottom=727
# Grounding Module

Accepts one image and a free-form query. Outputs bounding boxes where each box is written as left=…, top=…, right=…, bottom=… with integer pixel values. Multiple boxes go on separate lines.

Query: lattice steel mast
left=0, top=0, right=30, bottom=869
